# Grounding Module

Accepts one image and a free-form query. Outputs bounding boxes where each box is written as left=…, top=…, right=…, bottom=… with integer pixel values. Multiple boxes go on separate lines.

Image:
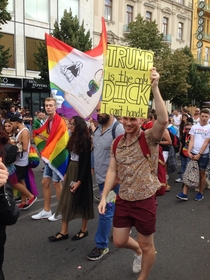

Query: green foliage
left=182, top=46, right=210, bottom=107
left=33, top=41, right=49, bottom=82
left=123, top=14, right=193, bottom=104
left=0, top=0, right=11, bottom=74
left=0, top=0, right=11, bottom=26
left=123, top=14, right=167, bottom=57
left=34, top=9, right=92, bottom=82
left=156, top=48, right=191, bottom=102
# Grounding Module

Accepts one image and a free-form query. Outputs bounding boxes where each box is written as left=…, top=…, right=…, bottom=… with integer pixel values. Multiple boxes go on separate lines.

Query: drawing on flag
left=45, top=17, right=107, bottom=119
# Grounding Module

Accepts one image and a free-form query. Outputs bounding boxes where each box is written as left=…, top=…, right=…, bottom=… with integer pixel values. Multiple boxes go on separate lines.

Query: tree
left=123, top=14, right=191, bottom=102
left=123, top=14, right=168, bottom=58
left=156, top=48, right=191, bottom=102
left=0, top=0, right=11, bottom=74
left=34, top=9, right=92, bottom=82
left=183, top=46, right=210, bottom=107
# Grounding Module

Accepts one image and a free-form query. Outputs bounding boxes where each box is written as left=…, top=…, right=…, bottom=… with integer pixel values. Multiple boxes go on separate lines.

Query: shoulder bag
left=0, top=183, right=20, bottom=226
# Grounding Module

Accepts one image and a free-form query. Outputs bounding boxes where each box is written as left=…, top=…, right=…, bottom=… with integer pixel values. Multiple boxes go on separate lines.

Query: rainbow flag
left=45, top=17, right=107, bottom=119
left=33, top=113, right=69, bottom=180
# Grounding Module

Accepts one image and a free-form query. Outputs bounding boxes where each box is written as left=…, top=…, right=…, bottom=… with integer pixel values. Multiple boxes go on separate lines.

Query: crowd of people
left=1, top=67, right=210, bottom=280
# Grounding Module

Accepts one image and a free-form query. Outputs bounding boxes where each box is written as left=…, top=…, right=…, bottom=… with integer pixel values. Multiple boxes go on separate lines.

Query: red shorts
left=113, top=195, right=157, bottom=235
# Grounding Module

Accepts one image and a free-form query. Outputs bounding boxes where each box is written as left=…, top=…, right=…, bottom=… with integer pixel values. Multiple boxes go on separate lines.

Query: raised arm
left=150, top=68, right=168, bottom=141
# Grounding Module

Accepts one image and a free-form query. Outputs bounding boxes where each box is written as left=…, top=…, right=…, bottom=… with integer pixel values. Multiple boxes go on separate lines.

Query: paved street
left=3, top=159, right=210, bottom=280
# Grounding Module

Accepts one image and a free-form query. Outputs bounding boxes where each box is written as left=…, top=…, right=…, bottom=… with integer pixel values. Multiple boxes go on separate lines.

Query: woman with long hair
left=48, top=116, right=94, bottom=242
left=1, top=125, right=36, bottom=210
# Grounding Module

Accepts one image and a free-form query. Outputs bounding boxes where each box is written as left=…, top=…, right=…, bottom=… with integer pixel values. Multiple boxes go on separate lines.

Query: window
left=26, top=37, right=44, bottom=71
left=162, top=17, right=168, bottom=35
left=205, top=47, right=210, bottom=61
left=105, top=0, right=112, bottom=21
left=25, top=0, right=49, bottom=22
left=126, top=5, right=133, bottom=24
left=146, top=11, right=152, bottom=22
left=0, top=33, right=15, bottom=68
left=58, top=0, right=79, bottom=22
left=6, top=0, right=14, bottom=13
left=178, top=22, right=183, bottom=39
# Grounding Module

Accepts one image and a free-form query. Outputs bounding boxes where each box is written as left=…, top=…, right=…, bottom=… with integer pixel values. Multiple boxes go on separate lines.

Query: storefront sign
left=23, top=79, right=50, bottom=91
left=0, top=77, right=22, bottom=88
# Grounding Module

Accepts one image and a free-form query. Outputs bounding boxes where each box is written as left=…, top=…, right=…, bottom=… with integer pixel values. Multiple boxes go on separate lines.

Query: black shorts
left=14, top=165, right=28, bottom=182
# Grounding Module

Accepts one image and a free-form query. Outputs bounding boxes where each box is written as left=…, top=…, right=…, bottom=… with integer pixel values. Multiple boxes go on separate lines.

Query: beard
left=97, top=114, right=110, bottom=124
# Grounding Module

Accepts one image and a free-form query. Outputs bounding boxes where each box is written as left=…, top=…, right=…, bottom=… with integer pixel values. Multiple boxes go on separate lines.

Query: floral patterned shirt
left=111, top=129, right=161, bottom=201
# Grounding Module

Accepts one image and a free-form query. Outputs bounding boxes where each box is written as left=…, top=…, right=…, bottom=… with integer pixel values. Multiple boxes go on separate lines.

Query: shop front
left=0, top=77, right=22, bottom=111
left=23, top=79, right=50, bottom=117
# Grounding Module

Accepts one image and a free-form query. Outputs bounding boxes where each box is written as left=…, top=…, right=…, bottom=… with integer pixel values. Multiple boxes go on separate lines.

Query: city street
left=3, top=159, right=210, bottom=280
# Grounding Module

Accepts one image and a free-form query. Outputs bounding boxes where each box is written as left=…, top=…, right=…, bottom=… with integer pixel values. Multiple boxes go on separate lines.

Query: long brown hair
left=66, top=116, right=90, bottom=155
left=0, top=130, right=9, bottom=164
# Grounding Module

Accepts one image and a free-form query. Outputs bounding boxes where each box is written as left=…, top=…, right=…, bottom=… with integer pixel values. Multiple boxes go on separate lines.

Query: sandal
left=48, top=232, right=69, bottom=242
left=72, top=230, right=88, bottom=241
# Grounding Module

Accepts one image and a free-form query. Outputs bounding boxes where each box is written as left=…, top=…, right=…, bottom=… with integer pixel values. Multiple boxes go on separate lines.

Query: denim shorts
left=198, top=153, right=209, bottom=170
left=43, top=163, right=61, bottom=182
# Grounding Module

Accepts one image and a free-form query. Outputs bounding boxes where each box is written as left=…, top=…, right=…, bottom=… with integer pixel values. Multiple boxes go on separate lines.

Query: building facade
left=93, top=0, right=193, bottom=50
left=191, top=0, right=210, bottom=68
left=1, top=0, right=194, bottom=115
left=93, top=0, right=193, bottom=112
left=0, top=0, right=94, bottom=115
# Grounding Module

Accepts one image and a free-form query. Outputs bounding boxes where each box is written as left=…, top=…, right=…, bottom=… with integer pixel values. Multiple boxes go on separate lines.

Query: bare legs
left=41, top=177, right=62, bottom=211
left=113, top=227, right=155, bottom=280
left=13, top=180, right=34, bottom=204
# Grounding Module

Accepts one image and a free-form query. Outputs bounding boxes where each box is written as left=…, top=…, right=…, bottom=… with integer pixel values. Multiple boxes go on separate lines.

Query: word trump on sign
left=101, top=45, right=154, bottom=118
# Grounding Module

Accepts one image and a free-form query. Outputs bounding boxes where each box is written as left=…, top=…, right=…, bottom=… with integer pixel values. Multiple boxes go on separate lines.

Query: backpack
left=183, top=160, right=199, bottom=188
left=5, top=143, right=18, bottom=165
left=167, top=145, right=177, bottom=174
left=94, top=121, right=120, bottom=139
left=113, top=132, right=167, bottom=196
left=167, top=129, right=180, bottom=153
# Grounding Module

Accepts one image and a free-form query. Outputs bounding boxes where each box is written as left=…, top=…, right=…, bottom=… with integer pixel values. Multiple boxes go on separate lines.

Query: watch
left=198, top=1, right=205, bottom=9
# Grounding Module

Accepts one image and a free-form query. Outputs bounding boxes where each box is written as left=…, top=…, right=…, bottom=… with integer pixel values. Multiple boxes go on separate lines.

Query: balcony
left=203, top=33, right=210, bottom=41
left=123, top=24, right=130, bottom=33
left=162, top=34, right=172, bottom=44
left=194, top=58, right=210, bottom=67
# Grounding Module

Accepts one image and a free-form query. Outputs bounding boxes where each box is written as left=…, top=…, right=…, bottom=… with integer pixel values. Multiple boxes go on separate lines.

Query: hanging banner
left=101, top=45, right=154, bottom=118
left=45, top=17, right=107, bottom=119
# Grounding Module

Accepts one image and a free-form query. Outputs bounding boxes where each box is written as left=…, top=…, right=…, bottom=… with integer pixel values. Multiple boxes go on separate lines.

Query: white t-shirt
left=193, top=117, right=200, bottom=125
left=173, top=114, right=182, bottom=126
left=190, top=122, right=210, bottom=154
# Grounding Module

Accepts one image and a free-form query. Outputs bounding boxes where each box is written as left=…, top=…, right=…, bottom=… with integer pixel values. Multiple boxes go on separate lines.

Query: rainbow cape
left=45, top=17, right=107, bottom=119
left=33, top=113, right=69, bottom=180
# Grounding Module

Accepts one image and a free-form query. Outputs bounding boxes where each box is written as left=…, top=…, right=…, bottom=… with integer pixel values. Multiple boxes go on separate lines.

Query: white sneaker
left=48, top=213, right=62, bottom=222
left=31, top=209, right=52, bottom=220
left=175, top=178, right=183, bottom=183
left=132, top=253, right=142, bottom=273
left=206, top=178, right=210, bottom=189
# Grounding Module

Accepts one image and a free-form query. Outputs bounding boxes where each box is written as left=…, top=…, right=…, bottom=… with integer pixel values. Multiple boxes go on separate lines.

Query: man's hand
left=0, top=158, right=9, bottom=187
left=150, top=67, right=160, bottom=88
left=98, top=197, right=107, bottom=214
